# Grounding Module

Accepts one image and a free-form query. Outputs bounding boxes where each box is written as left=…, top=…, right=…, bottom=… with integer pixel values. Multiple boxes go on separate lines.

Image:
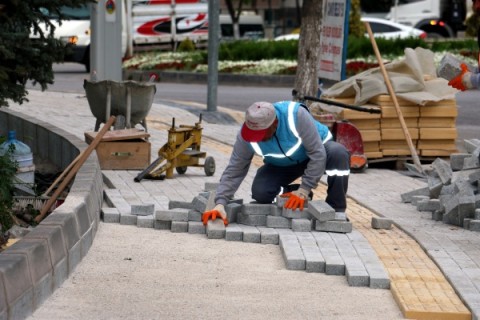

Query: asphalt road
left=27, top=62, right=480, bottom=151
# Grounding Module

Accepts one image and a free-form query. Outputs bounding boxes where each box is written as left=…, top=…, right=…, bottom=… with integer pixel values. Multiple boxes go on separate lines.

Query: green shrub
left=0, top=145, right=17, bottom=232
left=177, top=38, right=196, bottom=52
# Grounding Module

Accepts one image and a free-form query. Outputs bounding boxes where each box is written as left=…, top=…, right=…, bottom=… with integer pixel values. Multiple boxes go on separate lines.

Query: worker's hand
left=202, top=204, right=229, bottom=226
left=281, top=188, right=310, bottom=211
left=448, top=63, right=473, bottom=91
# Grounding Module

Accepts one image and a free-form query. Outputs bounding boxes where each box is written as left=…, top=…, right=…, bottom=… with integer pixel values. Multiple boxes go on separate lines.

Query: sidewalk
left=6, top=90, right=480, bottom=319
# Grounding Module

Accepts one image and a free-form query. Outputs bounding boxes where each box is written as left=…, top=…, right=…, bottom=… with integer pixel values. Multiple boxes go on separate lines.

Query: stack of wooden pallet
left=325, top=94, right=458, bottom=160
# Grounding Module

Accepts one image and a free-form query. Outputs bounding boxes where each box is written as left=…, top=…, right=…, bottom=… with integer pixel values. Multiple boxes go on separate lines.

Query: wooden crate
left=381, top=118, right=418, bottom=128
left=381, top=128, right=419, bottom=140
left=85, top=129, right=151, bottom=170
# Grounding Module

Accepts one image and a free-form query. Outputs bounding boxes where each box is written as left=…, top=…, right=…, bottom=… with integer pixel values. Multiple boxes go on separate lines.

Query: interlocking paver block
left=206, top=220, right=225, bottom=239
left=155, top=208, right=189, bottom=221
left=120, top=213, right=137, bottom=225
left=291, top=219, right=312, bottom=232
left=450, top=153, right=471, bottom=171
left=131, top=203, right=154, bottom=216
left=171, top=221, right=188, bottom=233
left=188, top=210, right=202, bottom=222
left=225, top=223, right=243, bottom=241
left=237, top=211, right=267, bottom=226
left=239, top=225, right=261, bottom=243
left=242, top=203, right=274, bottom=215
left=279, top=234, right=306, bottom=270
left=417, top=199, right=441, bottom=212
left=282, top=207, right=311, bottom=219
left=168, top=200, right=194, bottom=210
left=401, top=187, right=430, bottom=203
left=308, top=200, right=335, bottom=222
left=188, top=221, right=206, bottom=234
left=295, top=232, right=325, bottom=273
left=330, top=233, right=369, bottom=287
left=432, top=157, right=453, bottom=185
left=102, top=207, right=120, bottom=223
left=192, top=196, right=208, bottom=213
left=204, top=182, right=219, bottom=191
left=470, top=220, right=480, bottom=231
left=257, top=227, right=279, bottom=245
left=311, top=232, right=345, bottom=275
left=266, top=215, right=291, bottom=229
left=137, top=215, right=154, bottom=228
left=315, top=220, right=352, bottom=233
left=225, top=203, right=242, bottom=223
left=371, top=217, right=393, bottom=230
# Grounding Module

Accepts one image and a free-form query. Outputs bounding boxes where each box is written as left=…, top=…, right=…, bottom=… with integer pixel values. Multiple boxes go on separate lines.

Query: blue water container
left=0, top=131, right=35, bottom=188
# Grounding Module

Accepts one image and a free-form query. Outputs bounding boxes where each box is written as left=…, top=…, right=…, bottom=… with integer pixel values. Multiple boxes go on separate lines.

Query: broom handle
left=35, top=116, right=116, bottom=223
left=364, top=22, right=423, bottom=174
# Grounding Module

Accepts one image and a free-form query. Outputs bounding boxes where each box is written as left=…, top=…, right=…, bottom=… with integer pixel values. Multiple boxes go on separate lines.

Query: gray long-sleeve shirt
left=215, top=106, right=327, bottom=206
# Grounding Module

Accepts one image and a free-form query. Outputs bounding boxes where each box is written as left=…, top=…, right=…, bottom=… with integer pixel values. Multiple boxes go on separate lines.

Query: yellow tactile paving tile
left=204, top=137, right=471, bottom=320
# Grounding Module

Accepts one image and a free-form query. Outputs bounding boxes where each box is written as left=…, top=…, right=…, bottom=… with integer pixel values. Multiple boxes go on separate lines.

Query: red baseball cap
left=241, top=102, right=276, bottom=142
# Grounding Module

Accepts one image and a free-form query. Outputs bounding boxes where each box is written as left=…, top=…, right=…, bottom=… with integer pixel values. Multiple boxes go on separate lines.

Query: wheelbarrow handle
left=292, top=90, right=381, bottom=114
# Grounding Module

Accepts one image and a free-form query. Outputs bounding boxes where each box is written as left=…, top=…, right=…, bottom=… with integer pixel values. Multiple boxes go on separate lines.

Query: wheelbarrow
left=134, top=115, right=215, bottom=182
left=83, top=79, right=156, bottom=131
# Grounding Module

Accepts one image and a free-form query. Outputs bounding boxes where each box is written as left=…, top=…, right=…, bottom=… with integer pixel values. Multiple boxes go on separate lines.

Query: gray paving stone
left=279, top=234, right=306, bottom=270
left=239, top=225, right=261, bottom=243
left=295, top=232, right=325, bottom=273
left=291, top=219, right=312, bottom=232
left=330, top=233, right=369, bottom=287
left=225, top=203, right=242, bottom=223
left=315, top=220, right=352, bottom=233
left=102, top=207, right=120, bottom=223
left=155, top=208, right=189, bottom=221
left=266, top=215, right=290, bottom=228
left=154, top=220, right=172, bottom=230
left=188, top=221, right=206, bottom=234
left=206, top=220, right=225, bottom=239
left=371, top=217, right=393, bottom=230
left=237, top=211, right=267, bottom=226
left=307, top=201, right=335, bottom=222
left=257, top=227, right=279, bottom=245
left=225, top=223, right=243, bottom=241
left=120, top=213, right=137, bottom=225
left=171, top=221, right=189, bottom=233
left=242, top=203, right=274, bottom=215
left=137, top=215, right=154, bottom=228
left=282, top=207, right=311, bottom=219
left=470, top=220, right=480, bottom=232
left=188, top=210, right=202, bottom=222
left=168, top=200, right=194, bottom=210
left=311, top=232, right=345, bottom=275
left=131, top=203, right=154, bottom=216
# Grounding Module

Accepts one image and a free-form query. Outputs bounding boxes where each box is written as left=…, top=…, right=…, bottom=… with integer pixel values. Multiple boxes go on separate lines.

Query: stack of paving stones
left=401, top=139, right=480, bottom=231
left=102, top=182, right=389, bottom=289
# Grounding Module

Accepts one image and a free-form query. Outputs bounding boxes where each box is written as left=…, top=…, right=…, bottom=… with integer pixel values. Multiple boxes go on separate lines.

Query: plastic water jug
left=0, top=131, right=35, bottom=190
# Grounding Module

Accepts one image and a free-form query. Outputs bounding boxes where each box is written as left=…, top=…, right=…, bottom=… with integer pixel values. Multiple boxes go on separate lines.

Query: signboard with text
left=318, top=0, right=350, bottom=81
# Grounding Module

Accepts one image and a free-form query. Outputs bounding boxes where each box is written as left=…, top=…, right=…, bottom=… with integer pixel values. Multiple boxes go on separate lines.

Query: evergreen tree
left=0, top=0, right=92, bottom=107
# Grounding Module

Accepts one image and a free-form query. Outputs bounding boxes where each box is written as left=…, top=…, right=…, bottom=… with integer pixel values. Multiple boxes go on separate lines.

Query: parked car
left=274, top=17, right=427, bottom=41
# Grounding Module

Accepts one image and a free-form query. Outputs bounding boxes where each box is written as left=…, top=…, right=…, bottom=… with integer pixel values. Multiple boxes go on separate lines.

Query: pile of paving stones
left=401, top=139, right=480, bottom=231
left=102, top=183, right=390, bottom=289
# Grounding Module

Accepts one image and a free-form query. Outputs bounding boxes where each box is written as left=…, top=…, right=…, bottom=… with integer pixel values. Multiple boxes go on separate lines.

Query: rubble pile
left=400, top=139, right=480, bottom=231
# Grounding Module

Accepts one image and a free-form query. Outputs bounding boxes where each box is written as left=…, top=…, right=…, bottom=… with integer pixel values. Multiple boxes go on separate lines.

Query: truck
left=35, top=0, right=264, bottom=71
left=387, top=0, right=467, bottom=38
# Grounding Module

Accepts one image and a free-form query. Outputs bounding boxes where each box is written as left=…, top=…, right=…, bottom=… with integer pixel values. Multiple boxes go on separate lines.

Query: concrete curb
left=0, top=109, right=103, bottom=320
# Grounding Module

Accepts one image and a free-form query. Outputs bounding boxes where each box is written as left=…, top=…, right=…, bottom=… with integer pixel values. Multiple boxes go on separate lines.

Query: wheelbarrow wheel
left=176, top=166, right=188, bottom=174
left=204, top=156, right=215, bottom=176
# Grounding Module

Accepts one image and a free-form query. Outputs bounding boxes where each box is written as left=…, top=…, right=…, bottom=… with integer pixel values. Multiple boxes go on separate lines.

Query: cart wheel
left=176, top=166, right=188, bottom=174
left=204, top=156, right=215, bottom=176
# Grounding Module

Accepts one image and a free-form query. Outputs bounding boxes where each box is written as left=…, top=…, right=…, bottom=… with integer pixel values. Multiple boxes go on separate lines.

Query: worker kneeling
left=202, top=101, right=350, bottom=226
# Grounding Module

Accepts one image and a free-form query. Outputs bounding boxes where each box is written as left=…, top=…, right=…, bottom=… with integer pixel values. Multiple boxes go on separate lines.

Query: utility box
left=85, top=128, right=151, bottom=170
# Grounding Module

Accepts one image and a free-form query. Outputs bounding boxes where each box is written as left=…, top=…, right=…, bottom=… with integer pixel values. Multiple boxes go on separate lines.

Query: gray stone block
left=463, top=218, right=472, bottom=230
left=155, top=208, right=189, bottom=221
left=171, top=221, right=188, bottom=233
left=257, top=227, right=279, bottom=245
left=282, top=207, right=311, bottom=219
left=427, top=175, right=443, bottom=199
left=311, top=232, right=345, bottom=275
left=168, top=200, right=194, bottom=210
left=192, top=195, right=208, bottom=212
left=400, top=187, right=430, bottom=203
left=188, top=221, right=206, bottom=234
left=237, top=211, right=267, bottom=226
left=463, top=154, right=480, bottom=170
left=137, top=215, right=154, bottom=228
left=464, top=139, right=480, bottom=153
left=291, top=219, right=312, bottom=232
left=475, top=209, right=480, bottom=220
left=266, top=215, right=291, bottom=229
left=411, top=195, right=430, bottom=206
left=239, top=225, right=261, bottom=243
left=279, top=234, right=306, bottom=270
left=204, top=182, right=219, bottom=191
left=455, top=179, right=476, bottom=196
left=308, top=201, right=336, bottom=222
left=468, top=169, right=480, bottom=185
left=188, top=210, right=202, bottom=222
left=131, top=203, right=154, bottom=216
left=417, top=199, right=441, bottom=212
left=450, top=153, right=471, bottom=171
left=470, top=220, right=480, bottom=231
left=371, top=217, right=393, bottom=230
left=432, top=157, right=452, bottom=185
left=242, top=203, right=274, bottom=215
left=120, top=213, right=137, bottom=225
left=330, top=233, right=369, bottom=287
left=225, top=223, right=243, bottom=241
left=296, top=232, right=325, bottom=273
left=225, top=203, right=242, bottom=223
left=206, top=219, right=225, bottom=239
left=154, top=220, right=172, bottom=230
left=315, top=220, right=352, bottom=233
left=102, top=207, right=120, bottom=223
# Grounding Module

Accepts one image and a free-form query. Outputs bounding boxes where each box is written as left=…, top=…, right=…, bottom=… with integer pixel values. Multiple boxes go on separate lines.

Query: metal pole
left=207, top=0, right=219, bottom=112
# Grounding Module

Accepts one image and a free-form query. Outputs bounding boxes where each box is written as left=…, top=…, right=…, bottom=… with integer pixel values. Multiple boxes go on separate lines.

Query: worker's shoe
left=334, top=211, right=350, bottom=222
left=282, top=184, right=313, bottom=200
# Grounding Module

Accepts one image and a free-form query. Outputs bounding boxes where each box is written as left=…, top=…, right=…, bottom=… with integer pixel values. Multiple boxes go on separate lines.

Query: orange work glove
left=448, top=63, right=470, bottom=91
left=202, top=204, right=229, bottom=226
left=280, top=187, right=310, bottom=211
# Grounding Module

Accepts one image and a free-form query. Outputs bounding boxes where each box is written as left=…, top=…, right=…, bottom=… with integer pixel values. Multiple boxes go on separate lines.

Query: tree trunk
left=294, top=0, right=323, bottom=99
